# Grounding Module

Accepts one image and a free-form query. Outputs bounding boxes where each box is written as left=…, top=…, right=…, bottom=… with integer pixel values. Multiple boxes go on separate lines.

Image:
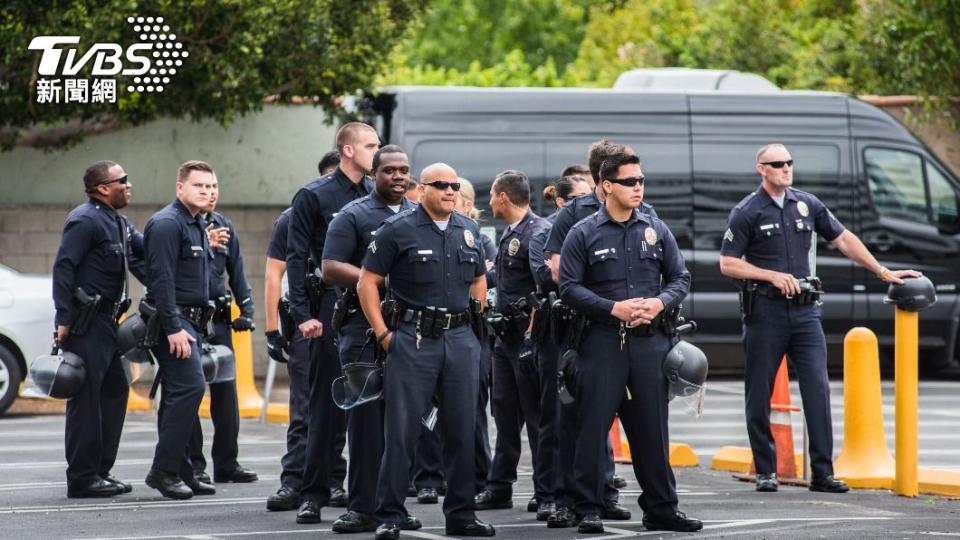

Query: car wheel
left=0, top=344, right=23, bottom=416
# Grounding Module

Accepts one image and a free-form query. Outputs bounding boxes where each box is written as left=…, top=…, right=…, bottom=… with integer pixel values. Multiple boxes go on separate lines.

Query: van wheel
left=0, top=344, right=22, bottom=416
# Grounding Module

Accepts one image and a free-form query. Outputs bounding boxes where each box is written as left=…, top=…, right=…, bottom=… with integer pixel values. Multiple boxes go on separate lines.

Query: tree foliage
left=1, top=0, right=423, bottom=149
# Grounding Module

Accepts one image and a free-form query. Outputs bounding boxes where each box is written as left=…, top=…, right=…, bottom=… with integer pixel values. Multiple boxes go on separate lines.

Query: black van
left=361, top=86, right=960, bottom=372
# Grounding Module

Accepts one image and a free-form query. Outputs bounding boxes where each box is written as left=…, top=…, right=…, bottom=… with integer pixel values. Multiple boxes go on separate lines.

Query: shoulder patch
left=723, top=228, right=735, bottom=243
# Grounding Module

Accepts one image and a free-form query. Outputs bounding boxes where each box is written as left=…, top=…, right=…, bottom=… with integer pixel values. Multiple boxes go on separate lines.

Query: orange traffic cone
left=609, top=417, right=632, bottom=464
left=750, top=356, right=801, bottom=479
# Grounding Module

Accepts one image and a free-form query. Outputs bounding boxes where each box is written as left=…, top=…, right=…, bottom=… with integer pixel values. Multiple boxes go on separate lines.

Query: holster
left=198, top=302, right=216, bottom=336
left=139, top=299, right=162, bottom=349
left=529, top=293, right=552, bottom=345
left=213, top=294, right=233, bottom=323
left=305, top=273, right=324, bottom=318
left=469, top=298, right=487, bottom=341
left=278, top=296, right=295, bottom=343
left=738, top=280, right=758, bottom=316
left=70, top=287, right=101, bottom=336
left=380, top=295, right=399, bottom=330
left=332, top=289, right=360, bottom=335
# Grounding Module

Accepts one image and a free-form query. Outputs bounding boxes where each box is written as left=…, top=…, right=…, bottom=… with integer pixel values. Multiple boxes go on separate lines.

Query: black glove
left=266, top=330, right=288, bottom=363
left=231, top=316, right=255, bottom=332
left=517, top=332, right=538, bottom=375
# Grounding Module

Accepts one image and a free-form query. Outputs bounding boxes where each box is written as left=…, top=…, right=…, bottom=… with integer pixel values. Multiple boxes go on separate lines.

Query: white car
left=0, top=263, right=55, bottom=415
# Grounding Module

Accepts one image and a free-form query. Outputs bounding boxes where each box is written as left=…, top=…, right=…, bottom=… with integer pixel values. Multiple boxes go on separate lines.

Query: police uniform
left=361, top=204, right=486, bottom=529
left=188, top=210, right=255, bottom=480
left=413, top=228, right=496, bottom=496
left=558, top=205, right=690, bottom=522
left=543, top=193, right=658, bottom=515
left=144, top=199, right=213, bottom=483
left=481, top=211, right=552, bottom=506
left=286, top=168, right=369, bottom=511
left=53, top=199, right=145, bottom=495
left=321, top=191, right=413, bottom=519
left=721, top=186, right=845, bottom=480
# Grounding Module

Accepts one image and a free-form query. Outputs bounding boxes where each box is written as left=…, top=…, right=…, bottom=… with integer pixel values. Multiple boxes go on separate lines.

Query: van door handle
left=866, top=232, right=895, bottom=252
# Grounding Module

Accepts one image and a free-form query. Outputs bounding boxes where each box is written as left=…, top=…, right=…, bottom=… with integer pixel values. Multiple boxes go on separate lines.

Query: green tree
left=0, top=0, right=423, bottom=150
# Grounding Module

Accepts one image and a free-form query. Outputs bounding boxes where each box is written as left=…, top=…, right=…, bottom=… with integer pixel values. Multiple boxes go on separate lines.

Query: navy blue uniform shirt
left=207, top=211, right=254, bottom=319
left=529, top=211, right=558, bottom=292
left=478, top=229, right=497, bottom=290
left=544, top=191, right=657, bottom=255
left=493, top=210, right=550, bottom=311
left=286, top=168, right=372, bottom=324
left=144, top=199, right=212, bottom=334
left=559, top=205, right=690, bottom=324
left=52, top=199, right=147, bottom=326
left=322, top=192, right=413, bottom=268
left=720, top=186, right=845, bottom=278
left=267, top=208, right=291, bottom=261
left=362, top=205, right=486, bottom=313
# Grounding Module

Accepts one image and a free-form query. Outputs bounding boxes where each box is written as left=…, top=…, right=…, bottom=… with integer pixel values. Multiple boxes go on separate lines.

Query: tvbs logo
left=29, top=16, right=187, bottom=104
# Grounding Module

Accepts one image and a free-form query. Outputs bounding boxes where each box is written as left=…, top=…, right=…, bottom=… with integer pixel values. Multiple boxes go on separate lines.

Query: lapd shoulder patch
left=644, top=227, right=658, bottom=245
left=464, top=229, right=476, bottom=248
left=508, top=238, right=520, bottom=256
left=723, top=228, right=735, bottom=243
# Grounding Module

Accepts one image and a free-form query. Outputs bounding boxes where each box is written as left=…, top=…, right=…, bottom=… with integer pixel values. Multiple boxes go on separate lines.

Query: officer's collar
left=87, top=197, right=118, bottom=216
left=414, top=203, right=461, bottom=228
left=755, top=185, right=798, bottom=207
left=597, top=204, right=648, bottom=226
left=504, top=209, right=537, bottom=237
left=173, top=198, right=204, bottom=223
left=583, top=191, right=601, bottom=207
left=333, top=167, right=372, bottom=192
left=370, top=190, right=411, bottom=211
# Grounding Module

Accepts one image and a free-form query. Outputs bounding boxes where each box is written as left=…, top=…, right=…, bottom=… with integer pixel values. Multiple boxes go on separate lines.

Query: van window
left=865, top=148, right=928, bottom=222
left=927, top=162, right=960, bottom=230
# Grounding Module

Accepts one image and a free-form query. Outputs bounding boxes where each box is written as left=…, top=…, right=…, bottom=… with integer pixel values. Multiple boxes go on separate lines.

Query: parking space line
left=0, top=496, right=265, bottom=515
left=0, top=454, right=285, bottom=470
left=0, top=474, right=280, bottom=492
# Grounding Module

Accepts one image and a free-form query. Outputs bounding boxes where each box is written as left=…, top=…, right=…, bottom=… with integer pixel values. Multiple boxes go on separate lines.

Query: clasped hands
left=611, top=297, right=665, bottom=327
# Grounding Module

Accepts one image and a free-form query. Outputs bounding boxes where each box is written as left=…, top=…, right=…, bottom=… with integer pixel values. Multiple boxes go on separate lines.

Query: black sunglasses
left=761, top=160, right=793, bottom=169
left=605, top=176, right=645, bottom=187
left=99, top=175, right=129, bottom=187
left=424, top=180, right=461, bottom=192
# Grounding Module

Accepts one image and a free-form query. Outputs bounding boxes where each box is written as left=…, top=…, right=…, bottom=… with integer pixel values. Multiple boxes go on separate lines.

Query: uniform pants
left=279, top=332, right=311, bottom=490
left=744, top=297, right=833, bottom=477
left=64, top=314, right=129, bottom=487
left=536, top=340, right=560, bottom=503
left=339, top=319, right=384, bottom=516
left=486, top=339, right=545, bottom=500
left=375, top=323, right=479, bottom=525
left=151, top=318, right=207, bottom=479
left=574, top=325, right=677, bottom=518
left=300, top=289, right=347, bottom=504
left=189, top=319, right=240, bottom=476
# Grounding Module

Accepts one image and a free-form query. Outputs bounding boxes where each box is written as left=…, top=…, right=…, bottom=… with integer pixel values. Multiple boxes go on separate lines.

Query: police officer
left=543, top=144, right=647, bottom=524
left=287, top=122, right=378, bottom=523
left=320, top=144, right=420, bottom=533
left=719, top=143, right=920, bottom=493
left=475, top=171, right=552, bottom=514
left=53, top=160, right=146, bottom=498
left=559, top=149, right=702, bottom=533
left=526, top=174, right=591, bottom=522
left=264, top=208, right=348, bottom=510
left=187, top=178, right=258, bottom=485
left=358, top=163, right=495, bottom=539
left=143, top=160, right=219, bottom=499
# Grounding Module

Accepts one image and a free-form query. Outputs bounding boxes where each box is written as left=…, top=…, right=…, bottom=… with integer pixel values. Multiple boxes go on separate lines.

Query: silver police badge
left=508, top=238, right=520, bottom=256
left=644, top=227, right=658, bottom=245
left=464, top=229, right=476, bottom=248
left=797, top=201, right=810, bottom=217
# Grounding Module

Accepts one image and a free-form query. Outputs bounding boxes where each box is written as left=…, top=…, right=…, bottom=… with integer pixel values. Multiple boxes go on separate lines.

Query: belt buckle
left=442, top=314, right=453, bottom=330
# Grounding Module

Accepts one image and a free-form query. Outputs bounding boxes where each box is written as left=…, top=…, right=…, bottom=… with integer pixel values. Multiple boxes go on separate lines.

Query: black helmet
left=663, top=340, right=708, bottom=400
left=200, top=343, right=236, bottom=384
left=884, top=276, right=937, bottom=313
left=117, top=313, right=154, bottom=364
left=331, top=362, right=383, bottom=410
left=25, top=349, right=86, bottom=399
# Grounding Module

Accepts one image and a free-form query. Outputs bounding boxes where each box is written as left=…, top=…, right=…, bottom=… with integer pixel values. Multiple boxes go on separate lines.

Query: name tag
left=759, top=223, right=778, bottom=231
left=191, top=245, right=203, bottom=251
left=594, top=248, right=610, bottom=256
left=417, top=249, right=433, bottom=255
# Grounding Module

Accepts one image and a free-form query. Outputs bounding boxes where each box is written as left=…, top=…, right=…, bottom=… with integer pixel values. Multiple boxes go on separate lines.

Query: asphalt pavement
left=1, top=379, right=959, bottom=539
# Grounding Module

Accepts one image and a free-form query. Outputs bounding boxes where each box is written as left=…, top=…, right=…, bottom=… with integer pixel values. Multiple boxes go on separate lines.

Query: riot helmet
left=884, top=276, right=937, bottom=313
left=24, top=345, right=86, bottom=399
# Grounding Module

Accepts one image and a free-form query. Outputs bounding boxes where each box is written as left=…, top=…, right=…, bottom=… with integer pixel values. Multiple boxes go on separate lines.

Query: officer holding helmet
left=52, top=160, right=146, bottom=498
left=320, top=144, right=418, bottom=533
left=358, top=162, right=494, bottom=539
left=719, top=143, right=921, bottom=493
left=559, top=147, right=702, bottom=533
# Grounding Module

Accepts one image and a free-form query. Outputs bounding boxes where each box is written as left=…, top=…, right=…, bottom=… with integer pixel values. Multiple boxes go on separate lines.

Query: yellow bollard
left=894, top=309, right=919, bottom=497
left=231, top=302, right=264, bottom=417
left=834, top=327, right=894, bottom=489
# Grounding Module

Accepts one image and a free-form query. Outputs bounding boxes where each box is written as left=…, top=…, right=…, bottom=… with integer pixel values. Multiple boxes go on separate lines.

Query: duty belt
left=213, top=294, right=233, bottom=322
left=177, top=304, right=213, bottom=327
left=398, top=308, right=472, bottom=330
